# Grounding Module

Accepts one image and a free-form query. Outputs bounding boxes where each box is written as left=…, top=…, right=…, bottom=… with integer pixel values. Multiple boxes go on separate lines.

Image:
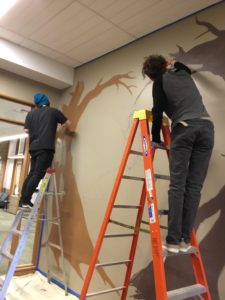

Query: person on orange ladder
left=142, top=55, right=214, bottom=253
left=19, top=93, right=71, bottom=209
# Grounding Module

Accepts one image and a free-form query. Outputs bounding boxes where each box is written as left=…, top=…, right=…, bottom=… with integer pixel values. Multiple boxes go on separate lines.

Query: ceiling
left=0, top=0, right=221, bottom=71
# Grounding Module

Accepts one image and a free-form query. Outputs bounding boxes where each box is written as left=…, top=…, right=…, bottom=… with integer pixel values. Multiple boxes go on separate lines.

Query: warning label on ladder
left=142, top=136, right=148, bottom=157
left=149, top=203, right=156, bottom=223
left=145, top=169, right=153, bottom=193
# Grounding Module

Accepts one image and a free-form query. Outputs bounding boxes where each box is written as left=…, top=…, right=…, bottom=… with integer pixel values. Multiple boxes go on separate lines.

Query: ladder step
left=122, top=175, right=144, bottom=181
left=1, top=251, right=13, bottom=261
left=154, top=173, right=170, bottom=180
left=158, top=209, right=169, bottom=215
left=130, top=150, right=143, bottom=156
left=48, top=220, right=60, bottom=225
left=86, top=286, right=125, bottom=297
left=104, top=233, right=135, bottom=238
left=48, top=242, right=62, bottom=250
left=96, top=260, right=131, bottom=267
left=167, top=284, right=206, bottom=300
left=113, top=205, right=141, bottom=209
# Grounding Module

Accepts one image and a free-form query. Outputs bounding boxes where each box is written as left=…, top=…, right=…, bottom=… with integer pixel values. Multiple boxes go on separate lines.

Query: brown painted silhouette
left=48, top=73, right=135, bottom=288
left=171, top=17, right=225, bottom=80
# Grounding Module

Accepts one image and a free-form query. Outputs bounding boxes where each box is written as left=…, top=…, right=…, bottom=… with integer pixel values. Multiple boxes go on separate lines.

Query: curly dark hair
left=142, top=55, right=167, bottom=80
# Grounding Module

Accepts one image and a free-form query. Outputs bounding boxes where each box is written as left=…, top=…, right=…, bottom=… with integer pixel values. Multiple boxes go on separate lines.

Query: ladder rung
left=41, top=217, right=60, bottom=223
left=11, top=229, right=23, bottom=236
left=122, top=175, right=144, bottom=181
left=153, top=144, right=169, bottom=150
left=113, top=205, right=141, bottom=209
left=48, top=221, right=60, bottom=225
left=48, top=242, right=62, bottom=250
left=1, top=251, right=13, bottom=261
left=160, top=225, right=168, bottom=230
left=154, top=173, right=170, bottom=180
left=86, top=286, right=125, bottom=297
left=158, top=209, right=169, bottom=215
left=104, top=233, right=135, bottom=238
left=44, top=191, right=64, bottom=195
left=96, top=260, right=131, bottom=267
left=167, top=284, right=206, bottom=300
left=130, top=150, right=143, bottom=156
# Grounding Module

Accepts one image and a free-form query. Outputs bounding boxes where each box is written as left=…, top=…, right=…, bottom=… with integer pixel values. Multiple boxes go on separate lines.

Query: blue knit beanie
left=34, top=93, right=50, bottom=107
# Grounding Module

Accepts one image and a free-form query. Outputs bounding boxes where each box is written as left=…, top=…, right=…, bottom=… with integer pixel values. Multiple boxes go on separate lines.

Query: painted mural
left=49, top=74, right=136, bottom=293
left=171, top=17, right=225, bottom=79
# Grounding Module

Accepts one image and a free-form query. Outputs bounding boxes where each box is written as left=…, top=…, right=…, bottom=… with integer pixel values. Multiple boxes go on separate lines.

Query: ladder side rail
left=79, top=118, right=139, bottom=300
left=121, top=182, right=147, bottom=300
left=52, top=172, right=68, bottom=294
left=139, top=118, right=167, bottom=300
left=0, top=210, right=23, bottom=263
left=190, top=230, right=211, bottom=300
left=44, top=195, right=51, bottom=283
left=0, top=202, right=40, bottom=299
left=0, top=172, right=52, bottom=300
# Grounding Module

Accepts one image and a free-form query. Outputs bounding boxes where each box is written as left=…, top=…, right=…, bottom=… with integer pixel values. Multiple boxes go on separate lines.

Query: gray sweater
left=151, top=62, right=209, bottom=142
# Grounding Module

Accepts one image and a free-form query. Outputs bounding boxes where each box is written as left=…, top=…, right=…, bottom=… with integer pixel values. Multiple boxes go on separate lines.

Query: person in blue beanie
left=19, top=93, right=71, bottom=208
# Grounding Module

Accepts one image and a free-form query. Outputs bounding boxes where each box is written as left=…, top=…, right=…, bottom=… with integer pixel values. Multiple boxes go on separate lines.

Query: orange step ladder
left=79, top=109, right=211, bottom=300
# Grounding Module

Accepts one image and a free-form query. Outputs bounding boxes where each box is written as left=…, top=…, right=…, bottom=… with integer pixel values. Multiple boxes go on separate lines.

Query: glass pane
left=0, top=97, right=30, bottom=122
left=0, top=122, right=25, bottom=138
left=0, top=104, right=36, bottom=271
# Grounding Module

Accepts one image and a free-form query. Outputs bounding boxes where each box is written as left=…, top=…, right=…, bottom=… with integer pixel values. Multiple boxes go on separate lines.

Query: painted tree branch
left=62, top=72, right=135, bottom=130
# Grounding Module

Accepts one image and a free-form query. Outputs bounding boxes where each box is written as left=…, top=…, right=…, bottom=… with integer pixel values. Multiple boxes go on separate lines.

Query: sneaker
left=179, top=241, right=192, bottom=252
left=162, top=241, right=179, bottom=253
left=19, top=201, right=33, bottom=210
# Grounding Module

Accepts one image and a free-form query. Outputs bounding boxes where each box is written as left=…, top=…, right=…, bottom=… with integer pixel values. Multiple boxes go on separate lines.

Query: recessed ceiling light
left=0, top=0, right=17, bottom=18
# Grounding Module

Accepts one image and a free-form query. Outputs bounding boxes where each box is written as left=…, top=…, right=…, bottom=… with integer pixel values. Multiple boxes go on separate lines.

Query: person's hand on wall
left=57, top=123, right=76, bottom=141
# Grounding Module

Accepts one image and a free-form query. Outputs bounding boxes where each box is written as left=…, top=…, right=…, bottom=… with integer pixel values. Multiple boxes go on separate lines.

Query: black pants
left=166, top=119, right=214, bottom=244
left=20, top=150, right=54, bottom=204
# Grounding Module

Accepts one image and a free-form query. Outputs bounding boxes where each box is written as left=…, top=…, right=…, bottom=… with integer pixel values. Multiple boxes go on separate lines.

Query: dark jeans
left=20, top=150, right=54, bottom=204
left=166, top=119, right=214, bottom=244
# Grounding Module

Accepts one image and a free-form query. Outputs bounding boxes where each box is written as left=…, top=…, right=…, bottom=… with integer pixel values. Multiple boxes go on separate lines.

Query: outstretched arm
left=151, top=77, right=167, bottom=143
left=167, top=59, right=191, bottom=74
left=174, top=61, right=191, bottom=74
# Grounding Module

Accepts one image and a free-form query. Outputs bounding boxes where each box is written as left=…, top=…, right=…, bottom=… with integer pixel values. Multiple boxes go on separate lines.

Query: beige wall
left=1, top=2, right=224, bottom=299
left=0, top=69, right=62, bottom=105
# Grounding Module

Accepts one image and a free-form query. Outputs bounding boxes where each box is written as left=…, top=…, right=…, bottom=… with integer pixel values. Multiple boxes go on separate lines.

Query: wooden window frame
left=0, top=93, right=41, bottom=275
